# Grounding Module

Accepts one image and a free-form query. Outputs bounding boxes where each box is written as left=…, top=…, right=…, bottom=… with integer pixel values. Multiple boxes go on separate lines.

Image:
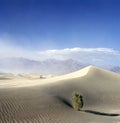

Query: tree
left=72, top=92, right=83, bottom=110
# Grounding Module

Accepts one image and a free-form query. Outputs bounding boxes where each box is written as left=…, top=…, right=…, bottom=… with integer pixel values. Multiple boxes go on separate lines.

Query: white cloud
left=37, top=48, right=120, bottom=65
left=0, top=37, right=120, bottom=65
left=39, top=47, right=118, bottom=54
left=0, top=38, right=39, bottom=60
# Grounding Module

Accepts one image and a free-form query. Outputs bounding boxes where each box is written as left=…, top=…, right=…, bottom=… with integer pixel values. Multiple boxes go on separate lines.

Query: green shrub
left=72, top=92, right=83, bottom=110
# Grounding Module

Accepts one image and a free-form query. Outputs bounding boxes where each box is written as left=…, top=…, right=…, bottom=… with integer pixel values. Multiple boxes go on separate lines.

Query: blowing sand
left=0, top=66, right=120, bottom=123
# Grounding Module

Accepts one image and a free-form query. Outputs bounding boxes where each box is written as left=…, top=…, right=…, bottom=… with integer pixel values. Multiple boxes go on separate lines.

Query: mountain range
left=0, top=57, right=119, bottom=75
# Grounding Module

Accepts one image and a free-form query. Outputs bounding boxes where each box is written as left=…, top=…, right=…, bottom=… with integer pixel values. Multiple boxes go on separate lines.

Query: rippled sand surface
left=0, top=66, right=120, bottom=123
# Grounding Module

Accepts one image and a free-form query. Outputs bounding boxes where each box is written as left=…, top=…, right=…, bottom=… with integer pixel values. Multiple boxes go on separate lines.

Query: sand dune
left=0, top=66, right=120, bottom=123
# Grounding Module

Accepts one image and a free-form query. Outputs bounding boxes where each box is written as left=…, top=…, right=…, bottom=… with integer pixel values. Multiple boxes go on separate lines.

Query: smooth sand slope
left=0, top=66, right=120, bottom=123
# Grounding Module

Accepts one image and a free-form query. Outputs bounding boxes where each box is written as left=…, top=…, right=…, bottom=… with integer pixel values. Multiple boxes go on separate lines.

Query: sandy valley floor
left=0, top=66, right=120, bottom=123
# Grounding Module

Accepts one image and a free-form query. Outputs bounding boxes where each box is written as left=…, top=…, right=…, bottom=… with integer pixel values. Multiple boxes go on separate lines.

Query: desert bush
left=72, top=92, right=83, bottom=110
left=40, top=75, right=46, bottom=79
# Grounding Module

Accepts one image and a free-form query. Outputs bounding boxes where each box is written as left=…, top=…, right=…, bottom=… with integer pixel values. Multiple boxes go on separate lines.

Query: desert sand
left=0, top=66, right=120, bottom=123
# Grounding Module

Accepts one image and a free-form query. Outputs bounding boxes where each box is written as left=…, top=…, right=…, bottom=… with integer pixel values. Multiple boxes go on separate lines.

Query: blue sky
left=0, top=0, right=120, bottom=66
left=0, top=0, right=120, bottom=50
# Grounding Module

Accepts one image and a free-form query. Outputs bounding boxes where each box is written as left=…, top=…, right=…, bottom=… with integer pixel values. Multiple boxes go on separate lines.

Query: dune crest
left=53, top=65, right=120, bottom=81
left=0, top=65, right=120, bottom=88
left=53, top=65, right=91, bottom=79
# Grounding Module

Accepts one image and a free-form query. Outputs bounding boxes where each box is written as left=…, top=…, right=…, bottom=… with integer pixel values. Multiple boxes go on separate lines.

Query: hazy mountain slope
left=110, top=66, right=120, bottom=73
left=0, top=57, right=120, bottom=75
left=0, top=57, right=87, bottom=75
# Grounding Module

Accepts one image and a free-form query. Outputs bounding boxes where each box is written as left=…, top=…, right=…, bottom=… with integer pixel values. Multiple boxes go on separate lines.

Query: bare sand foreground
left=0, top=66, right=120, bottom=123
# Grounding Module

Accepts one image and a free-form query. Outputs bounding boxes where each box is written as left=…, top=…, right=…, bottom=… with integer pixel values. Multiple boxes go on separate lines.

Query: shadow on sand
left=0, top=78, right=11, bottom=80
left=56, top=96, right=72, bottom=108
left=82, top=110, right=120, bottom=117
left=56, top=96, right=120, bottom=117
